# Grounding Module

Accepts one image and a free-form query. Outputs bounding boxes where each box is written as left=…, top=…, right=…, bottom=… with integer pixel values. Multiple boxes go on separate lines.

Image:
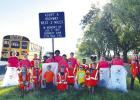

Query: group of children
left=18, top=60, right=42, bottom=97
left=8, top=51, right=42, bottom=97
left=8, top=49, right=140, bottom=97
left=47, top=57, right=98, bottom=94
left=15, top=51, right=100, bottom=97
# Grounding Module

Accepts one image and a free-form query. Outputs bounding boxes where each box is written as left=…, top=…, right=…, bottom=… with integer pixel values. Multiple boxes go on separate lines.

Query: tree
left=78, top=0, right=140, bottom=62
left=110, top=0, right=140, bottom=61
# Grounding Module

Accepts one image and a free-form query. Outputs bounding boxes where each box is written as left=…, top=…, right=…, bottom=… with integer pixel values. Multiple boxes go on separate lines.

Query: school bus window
left=3, top=40, right=9, bottom=47
left=22, top=37, right=29, bottom=41
left=21, top=51, right=27, bottom=55
left=10, top=51, right=19, bottom=56
left=16, top=52, right=19, bottom=56
left=11, top=41, right=20, bottom=48
left=22, top=42, right=28, bottom=49
left=1, top=52, right=8, bottom=57
left=4, top=35, right=10, bottom=39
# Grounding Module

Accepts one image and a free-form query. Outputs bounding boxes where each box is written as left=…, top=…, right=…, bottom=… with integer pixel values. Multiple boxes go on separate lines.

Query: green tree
left=78, top=0, right=140, bottom=62
left=111, top=0, right=140, bottom=61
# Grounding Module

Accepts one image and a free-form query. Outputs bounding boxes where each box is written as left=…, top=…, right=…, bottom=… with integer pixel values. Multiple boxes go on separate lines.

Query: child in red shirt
left=86, top=55, right=99, bottom=94
left=57, top=66, right=68, bottom=93
left=66, top=61, right=76, bottom=93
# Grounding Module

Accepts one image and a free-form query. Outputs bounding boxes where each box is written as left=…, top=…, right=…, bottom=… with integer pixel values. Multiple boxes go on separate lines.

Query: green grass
left=0, top=66, right=139, bottom=100
left=0, top=78, right=140, bottom=100
left=0, top=86, right=16, bottom=96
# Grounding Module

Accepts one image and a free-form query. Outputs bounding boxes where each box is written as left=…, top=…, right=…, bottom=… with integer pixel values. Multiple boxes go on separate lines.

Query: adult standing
left=111, top=53, right=124, bottom=66
left=54, top=50, right=63, bottom=64
left=107, top=53, right=127, bottom=92
left=7, top=50, right=19, bottom=68
left=98, top=55, right=110, bottom=87
left=2, top=50, right=19, bottom=87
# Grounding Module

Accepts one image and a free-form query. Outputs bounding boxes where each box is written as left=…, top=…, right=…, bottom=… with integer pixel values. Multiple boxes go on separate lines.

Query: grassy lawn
left=0, top=78, right=140, bottom=100
left=0, top=66, right=139, bottom=100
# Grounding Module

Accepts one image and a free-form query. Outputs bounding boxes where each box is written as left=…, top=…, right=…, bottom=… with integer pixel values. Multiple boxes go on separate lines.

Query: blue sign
left=39, top=12, right=65, bottom=38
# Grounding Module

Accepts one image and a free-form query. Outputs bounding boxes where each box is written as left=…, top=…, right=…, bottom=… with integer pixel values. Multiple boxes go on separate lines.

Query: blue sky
left=0, top=0, right=109, bottom=56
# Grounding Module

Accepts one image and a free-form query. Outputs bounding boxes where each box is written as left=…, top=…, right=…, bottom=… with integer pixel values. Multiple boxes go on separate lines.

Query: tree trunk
left=123, top=50, right=128, bottom=63
left=103, top=50, right=106, bottom=57
left=97, top=50, right=101, bottom=59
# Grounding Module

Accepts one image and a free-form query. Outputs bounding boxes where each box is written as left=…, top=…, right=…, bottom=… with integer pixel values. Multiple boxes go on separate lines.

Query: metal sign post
left=52, top=38, right=54, bottom=56
left=39, top=12, right=65, bottom=55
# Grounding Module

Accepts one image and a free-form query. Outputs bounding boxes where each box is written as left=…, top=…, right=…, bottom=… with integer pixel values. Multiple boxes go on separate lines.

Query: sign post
left=52, top=38, right=54, bottom=56
left=39, top=12, right=65, bottom=55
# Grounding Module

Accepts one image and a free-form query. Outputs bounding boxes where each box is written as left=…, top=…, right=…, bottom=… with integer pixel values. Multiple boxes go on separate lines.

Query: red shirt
left=57, top=73, right=67, bottom=83
left=20, top=59, right=31, bottom=68
left=66, top=67, right=75, bottom=84
left=66, top=67, right=76, bottom=76
left=112, top=58, right=124, bottom=66
left=98, top=60, right=109, bottom=68
left=54, top=56, right=63, bottom=63
left=59, top=59, right=68, bottom=68
left=8, top=56, right=19, bottom=67
left=44, top=71, right=54, bottom=83
left=81, top=64, right=89, bottom=70
left=68, top=57, right=78, bottom=68
left=46, top=58, right=55, bottom=63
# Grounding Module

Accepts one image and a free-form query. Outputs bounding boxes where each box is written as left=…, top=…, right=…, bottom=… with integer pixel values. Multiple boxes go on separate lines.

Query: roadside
left=0, top=61, right=7, bottom=81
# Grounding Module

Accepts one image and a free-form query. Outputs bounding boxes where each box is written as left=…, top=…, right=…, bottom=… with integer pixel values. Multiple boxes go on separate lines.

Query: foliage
left=77, top=0, right=140, bottom=62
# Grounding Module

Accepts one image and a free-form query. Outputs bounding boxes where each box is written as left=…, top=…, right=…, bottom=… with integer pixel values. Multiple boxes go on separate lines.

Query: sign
left=39, top=12, right=65, bottom=38
left=41, top=63, right=58, bottom=88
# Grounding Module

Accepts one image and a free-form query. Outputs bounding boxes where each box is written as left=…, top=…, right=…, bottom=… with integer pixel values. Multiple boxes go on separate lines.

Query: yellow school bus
left=1, top=35, right=42, bottom=61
